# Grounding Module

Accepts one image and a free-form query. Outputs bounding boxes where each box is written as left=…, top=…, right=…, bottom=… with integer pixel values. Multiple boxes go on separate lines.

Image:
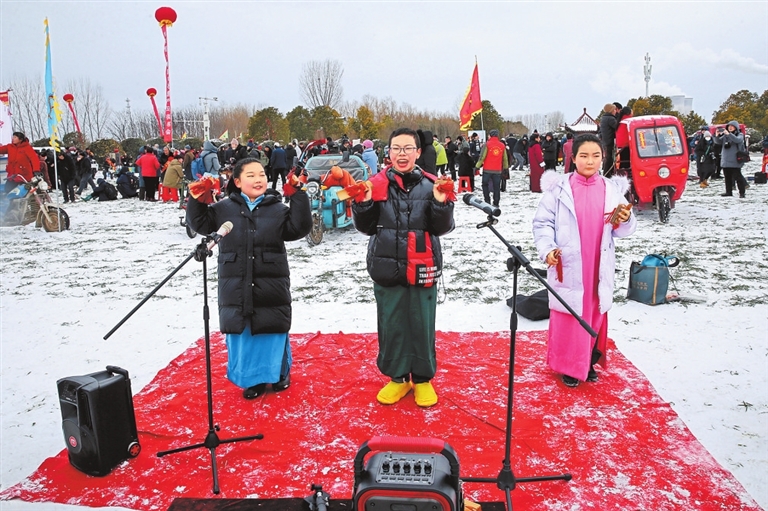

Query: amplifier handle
left=106, top=366, right=129, bottom=379
left=353, top=435, right=460, bottom=481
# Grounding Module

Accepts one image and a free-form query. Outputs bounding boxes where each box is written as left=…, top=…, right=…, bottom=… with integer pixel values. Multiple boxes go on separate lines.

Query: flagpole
left=476, top=56, right=484, bottom=132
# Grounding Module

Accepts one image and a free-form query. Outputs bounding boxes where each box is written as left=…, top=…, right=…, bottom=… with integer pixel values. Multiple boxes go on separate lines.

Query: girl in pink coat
left=532, top=134, right=636, bottom=387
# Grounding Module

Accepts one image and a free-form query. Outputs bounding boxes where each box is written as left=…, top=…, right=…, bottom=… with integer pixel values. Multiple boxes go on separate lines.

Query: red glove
left=282, top=174, right=304, bottom=197
left=188, top=176, right=218, bottom=204
left=434, top=177, right=456, bottom=202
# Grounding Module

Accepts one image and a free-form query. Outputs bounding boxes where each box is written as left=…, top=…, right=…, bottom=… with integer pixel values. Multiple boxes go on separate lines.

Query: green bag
left=627, top=261, right=669, bottom=305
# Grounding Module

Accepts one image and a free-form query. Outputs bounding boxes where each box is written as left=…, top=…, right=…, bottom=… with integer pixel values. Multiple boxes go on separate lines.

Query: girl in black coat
left=541, top=133, right=558, bottom=170
left=186, top=158, right=312, bottom=399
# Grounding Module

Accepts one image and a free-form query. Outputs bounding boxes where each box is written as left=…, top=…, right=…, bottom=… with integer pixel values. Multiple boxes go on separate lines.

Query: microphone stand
left=104, top=233, right=263, bottom=494
left=462, top=213, right=598, bottom=511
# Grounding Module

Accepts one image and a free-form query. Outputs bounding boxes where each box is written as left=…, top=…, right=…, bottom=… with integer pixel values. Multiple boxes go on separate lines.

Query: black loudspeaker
left=353, top=436, right=462, bottom=511
left=57, top=365, right=141, bottom=476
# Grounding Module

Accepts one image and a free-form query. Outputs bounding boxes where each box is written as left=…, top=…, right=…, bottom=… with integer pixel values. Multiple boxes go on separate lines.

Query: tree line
left=5, top=66, right=765, bottom=160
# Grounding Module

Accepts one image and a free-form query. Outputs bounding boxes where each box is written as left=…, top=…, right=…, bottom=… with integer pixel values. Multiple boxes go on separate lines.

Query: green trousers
left=374, top=283, right=437, bottom=380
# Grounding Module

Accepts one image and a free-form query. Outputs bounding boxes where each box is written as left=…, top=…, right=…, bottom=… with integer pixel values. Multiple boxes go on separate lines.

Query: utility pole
left=199, top=96, right=218, bottom=141
left=644, top=53, right=652, bottom=98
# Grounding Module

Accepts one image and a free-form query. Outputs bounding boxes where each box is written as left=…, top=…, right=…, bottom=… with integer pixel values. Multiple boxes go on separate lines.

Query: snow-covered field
left=1, top=161, right=766, bottom=510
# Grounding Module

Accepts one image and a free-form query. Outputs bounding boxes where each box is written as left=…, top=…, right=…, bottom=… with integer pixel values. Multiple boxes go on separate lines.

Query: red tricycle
left=615, top=115, right=689, bottom=223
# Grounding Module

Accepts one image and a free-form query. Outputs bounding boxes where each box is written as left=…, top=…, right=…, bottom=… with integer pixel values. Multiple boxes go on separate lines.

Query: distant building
left=563, top=108, right=599, bottom=134
left=670, top=95, right=693, bottom=115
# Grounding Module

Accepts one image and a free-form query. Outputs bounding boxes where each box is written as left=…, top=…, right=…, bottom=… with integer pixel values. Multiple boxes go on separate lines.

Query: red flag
left=459, top=63, right=482, bottom=130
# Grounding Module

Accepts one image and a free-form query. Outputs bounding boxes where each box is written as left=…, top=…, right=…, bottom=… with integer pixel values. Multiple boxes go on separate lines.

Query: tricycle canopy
left=304, top=154, right=369, bottom=182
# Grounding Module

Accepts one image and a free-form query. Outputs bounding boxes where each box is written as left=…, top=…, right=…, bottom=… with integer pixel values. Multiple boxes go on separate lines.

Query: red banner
left=149, top=96, right=163, bottom=137
left=162, top=25, right=172, bottom=143
left=459, top=63, right=482, bottom=130
left=65, top=102, right=81, bottom=134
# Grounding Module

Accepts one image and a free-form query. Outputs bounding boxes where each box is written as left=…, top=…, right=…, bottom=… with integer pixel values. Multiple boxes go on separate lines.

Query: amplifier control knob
left=404, top=462, right=411, bottom=474
left=382, top=461, right=390, bottom=473
left=424, top=462, right=432, bottom=475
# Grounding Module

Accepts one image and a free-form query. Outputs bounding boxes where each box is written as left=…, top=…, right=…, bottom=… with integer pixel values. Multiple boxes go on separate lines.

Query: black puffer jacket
left=415, top=130, right=437, bottom=174
left=541, top=134, right=558, bottom=160
left=352, top=167, right=454, bottom=287
left=186, top=189, right=312, bottom=334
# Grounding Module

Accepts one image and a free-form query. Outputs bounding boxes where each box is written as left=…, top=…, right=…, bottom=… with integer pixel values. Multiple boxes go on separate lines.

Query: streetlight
left=199, top=96, right=218, bottom=141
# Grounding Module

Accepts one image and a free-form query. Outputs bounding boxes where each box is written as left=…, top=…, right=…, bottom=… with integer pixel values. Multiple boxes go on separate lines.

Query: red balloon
left=63, top=93, right=74, bottom=103
left=146, top=88, right=157, bottom=97
left=155, top=6, right=177, bottom=25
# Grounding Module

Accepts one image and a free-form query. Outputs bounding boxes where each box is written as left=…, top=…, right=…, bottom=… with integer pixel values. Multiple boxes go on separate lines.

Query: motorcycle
left=0, top=175, right=70, bottom=232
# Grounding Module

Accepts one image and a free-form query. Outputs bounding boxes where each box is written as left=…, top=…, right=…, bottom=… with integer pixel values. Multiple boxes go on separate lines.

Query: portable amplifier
left=352, top=436, right=462, bottom=511
left=57, top=365, right=141, bottom=476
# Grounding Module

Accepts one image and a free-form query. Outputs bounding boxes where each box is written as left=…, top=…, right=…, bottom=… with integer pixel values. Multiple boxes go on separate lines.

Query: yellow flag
left=219, top=130, right=229, bottom=141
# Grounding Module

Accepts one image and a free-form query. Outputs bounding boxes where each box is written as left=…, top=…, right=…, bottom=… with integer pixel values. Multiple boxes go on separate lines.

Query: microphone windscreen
left=462, top=193, right=474, bottom=205
left=220, top=221, right=234, bottom=235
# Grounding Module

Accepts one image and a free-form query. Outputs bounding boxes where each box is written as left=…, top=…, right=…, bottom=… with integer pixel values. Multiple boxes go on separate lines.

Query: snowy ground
left=1, top=161, right=766, bottom=511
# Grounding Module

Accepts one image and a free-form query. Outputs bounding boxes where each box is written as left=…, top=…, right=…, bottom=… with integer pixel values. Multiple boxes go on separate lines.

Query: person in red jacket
left=0, top=132, right=40, bottom=194
left=528, top=133, right=545, bottom=192
left=474, top=129, right=509, bottom=207
left=134, top=146, right=161, bottom=201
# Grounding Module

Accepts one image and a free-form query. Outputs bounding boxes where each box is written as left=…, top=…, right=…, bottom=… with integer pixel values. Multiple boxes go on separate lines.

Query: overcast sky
left=1, top=1, right=767, bottom=125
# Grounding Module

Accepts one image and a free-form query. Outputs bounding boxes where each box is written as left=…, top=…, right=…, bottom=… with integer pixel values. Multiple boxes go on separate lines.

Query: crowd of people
left=2, top=117, right=762, bottom=400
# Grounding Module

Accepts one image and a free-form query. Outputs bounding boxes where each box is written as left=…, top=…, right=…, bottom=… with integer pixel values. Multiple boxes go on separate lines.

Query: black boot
left=139, top=188, right=146, bottom=201
left=587, top=345, right=601, bottom=382
left=243, top=383, right=267, bottom=399
left=562, top=375, right=580, bottom=387
left=273, top=372, right=290, bottom=391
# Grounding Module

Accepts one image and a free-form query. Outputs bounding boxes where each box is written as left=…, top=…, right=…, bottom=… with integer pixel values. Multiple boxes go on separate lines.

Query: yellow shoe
left=377, top=381, right=412, bottom=405
left=413, top=382, right=438, bottom=407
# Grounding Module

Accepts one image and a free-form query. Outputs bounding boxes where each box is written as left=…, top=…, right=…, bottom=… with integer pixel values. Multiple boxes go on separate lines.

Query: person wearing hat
left=225, top=138, right=248, bottom=165
left=713, top=121, right=748, bottom=198
left=361, top=139, right=378, bottom=175
left=474, top=129, right=508, bottom=208
left=0, top=131, right=40, bottom=194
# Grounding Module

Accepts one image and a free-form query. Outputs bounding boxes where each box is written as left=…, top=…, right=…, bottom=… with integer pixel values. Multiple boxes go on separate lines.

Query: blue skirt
left=225, top=324, right=291, bottom=389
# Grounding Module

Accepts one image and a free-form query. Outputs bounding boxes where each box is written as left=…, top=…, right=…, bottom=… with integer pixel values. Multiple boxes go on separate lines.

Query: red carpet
left=1, top=331, right=761, bottom=510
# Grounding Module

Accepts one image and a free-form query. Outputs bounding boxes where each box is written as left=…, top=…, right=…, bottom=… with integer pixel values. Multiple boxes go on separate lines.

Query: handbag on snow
left=736, top=150, right=751, bottom=164
left=627, top=262, right=669, bottom=305
left=508, top=289, right=550, bottom=320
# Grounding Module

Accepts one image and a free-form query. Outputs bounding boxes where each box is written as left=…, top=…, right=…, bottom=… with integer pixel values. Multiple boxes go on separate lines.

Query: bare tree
left=5, top=75, right=47, bottom=141
left=67, top=78, right=112, bottom=142
left=299, top=59, right=344, bottom=110
left=108, top=100, right=135, bottom=141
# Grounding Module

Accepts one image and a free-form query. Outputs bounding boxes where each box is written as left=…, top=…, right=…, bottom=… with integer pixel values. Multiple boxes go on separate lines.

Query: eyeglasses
left=390, top=145, right=418, bottom=155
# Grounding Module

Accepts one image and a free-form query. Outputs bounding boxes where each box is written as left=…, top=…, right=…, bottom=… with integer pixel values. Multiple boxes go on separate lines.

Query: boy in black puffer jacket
left=352, top=127, right=455, bottom=408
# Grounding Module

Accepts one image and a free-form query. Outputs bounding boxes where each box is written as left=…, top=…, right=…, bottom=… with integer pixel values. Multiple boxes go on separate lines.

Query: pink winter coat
left=532, top=171, right=636, bottom=315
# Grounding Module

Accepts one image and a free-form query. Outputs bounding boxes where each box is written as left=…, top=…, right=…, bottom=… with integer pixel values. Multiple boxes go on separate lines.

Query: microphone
left=463, top=193, right=501, bottom=217
left=206, top=221, right=233, bottom=250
